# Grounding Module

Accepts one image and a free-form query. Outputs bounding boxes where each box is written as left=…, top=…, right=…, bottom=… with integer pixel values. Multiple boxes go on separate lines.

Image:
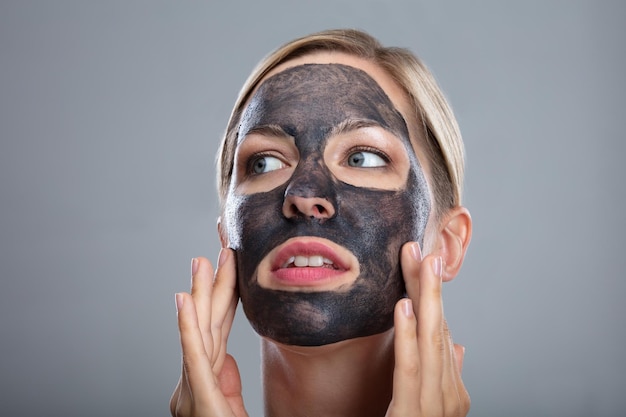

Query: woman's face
left=223, top=53, right=434, bottom=346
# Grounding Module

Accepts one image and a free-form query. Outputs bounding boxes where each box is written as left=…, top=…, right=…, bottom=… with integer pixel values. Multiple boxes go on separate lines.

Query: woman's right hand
left=169, top=249, right=248, bottom=417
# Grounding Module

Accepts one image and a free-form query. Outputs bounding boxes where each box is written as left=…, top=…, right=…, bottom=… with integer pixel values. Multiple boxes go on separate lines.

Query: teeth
left=283, top=255, right=334, bottom=268
left=294, top=255, right=308, bottom=267
left=309, top=255, right=323, bottom=267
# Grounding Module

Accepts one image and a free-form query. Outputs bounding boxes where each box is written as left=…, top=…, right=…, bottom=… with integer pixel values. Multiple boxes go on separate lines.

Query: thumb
left=218, top=354, right=248, bottom=416
left=218, top=354, right=243, bottom=398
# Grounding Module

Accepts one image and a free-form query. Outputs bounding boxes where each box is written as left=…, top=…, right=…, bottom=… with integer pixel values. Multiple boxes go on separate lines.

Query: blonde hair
left=216, top=29, right=464, bottom=219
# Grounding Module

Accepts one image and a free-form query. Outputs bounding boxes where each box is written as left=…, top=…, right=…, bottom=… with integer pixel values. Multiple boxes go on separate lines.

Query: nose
left=282, top=164, right=337, bottom=221
left=282, top=194, right=336, bottom=220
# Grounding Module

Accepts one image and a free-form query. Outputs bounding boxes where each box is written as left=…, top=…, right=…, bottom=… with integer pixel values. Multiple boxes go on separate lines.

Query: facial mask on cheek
left=225, top=64, right=431, bottom=346
left=227, top=174, right=429, bottom=346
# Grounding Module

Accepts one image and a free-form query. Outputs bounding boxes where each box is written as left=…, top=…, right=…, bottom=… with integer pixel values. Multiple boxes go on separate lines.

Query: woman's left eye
left=347, top=151, right=387, bottom=168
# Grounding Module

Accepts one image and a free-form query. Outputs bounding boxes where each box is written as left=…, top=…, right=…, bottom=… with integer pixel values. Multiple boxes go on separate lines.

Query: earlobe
left=217, top=217, right=229, bottom=248
left=436, top=207, right=472, bottom=282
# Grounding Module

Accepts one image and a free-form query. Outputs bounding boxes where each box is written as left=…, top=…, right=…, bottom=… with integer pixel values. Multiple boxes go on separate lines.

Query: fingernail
left=410, top=242, right=422, bottom=261
left=433, top=256, right=443, bottom=279
left=402, top=298, right=413, bottom=318
left=217, top=248, right=228, bottom=267
left=175, top=293, right=183, bottom=311
left=191, top=258, right=199, bottom=276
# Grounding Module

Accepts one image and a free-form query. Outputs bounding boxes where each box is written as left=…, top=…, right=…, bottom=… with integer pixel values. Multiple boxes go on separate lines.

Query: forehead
left=239, top=63, right=408, bottom=141
left=260, top=52, right=410, bottom=112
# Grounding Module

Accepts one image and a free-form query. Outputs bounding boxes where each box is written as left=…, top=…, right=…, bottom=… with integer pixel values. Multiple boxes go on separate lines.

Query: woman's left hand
left=386, top=242, right=470, bottom=417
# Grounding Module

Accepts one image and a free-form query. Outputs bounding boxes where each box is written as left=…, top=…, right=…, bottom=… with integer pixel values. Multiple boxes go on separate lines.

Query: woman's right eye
left=250, top=155, right=285, bottom=174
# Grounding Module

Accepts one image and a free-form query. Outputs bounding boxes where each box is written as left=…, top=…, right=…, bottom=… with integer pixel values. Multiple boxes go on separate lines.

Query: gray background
left=1, top=1, right=624, bottom=416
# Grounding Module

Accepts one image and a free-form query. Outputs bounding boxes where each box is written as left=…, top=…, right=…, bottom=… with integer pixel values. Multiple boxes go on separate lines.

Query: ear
left=217, top=216, right=228, bottom=248
left=433, top=206, right=472, bottom=282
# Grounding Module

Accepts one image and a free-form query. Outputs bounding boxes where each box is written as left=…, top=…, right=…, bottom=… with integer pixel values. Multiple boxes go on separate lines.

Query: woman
left=171, top=29, right=472, bottom=417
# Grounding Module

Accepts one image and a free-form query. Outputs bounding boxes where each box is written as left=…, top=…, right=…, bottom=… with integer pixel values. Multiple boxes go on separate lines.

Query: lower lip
left=272, top=266, right=344, bottom=285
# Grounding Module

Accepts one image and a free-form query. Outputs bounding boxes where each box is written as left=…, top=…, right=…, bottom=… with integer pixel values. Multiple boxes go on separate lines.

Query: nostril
left=282, top=195, right=336, bottom=220
left=312, top=204, right=325, bottom=217
left=285, top=203, right=299, bottom=218
left=310, top=201, right=335, bottom=220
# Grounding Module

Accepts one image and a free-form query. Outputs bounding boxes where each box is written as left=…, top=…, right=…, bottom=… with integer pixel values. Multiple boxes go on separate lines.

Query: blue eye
left=347, top=151, right=387, bottom=168
left=251, top=155, right=284, bottom=174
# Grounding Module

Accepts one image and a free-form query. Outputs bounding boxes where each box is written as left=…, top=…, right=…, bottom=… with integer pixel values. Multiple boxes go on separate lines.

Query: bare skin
left=170, top=52, right=472, bottom=417
left=170, top=242, right=470, bottom=416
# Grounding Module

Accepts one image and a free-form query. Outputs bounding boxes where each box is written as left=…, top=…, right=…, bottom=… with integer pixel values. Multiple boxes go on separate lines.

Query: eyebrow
left=243, top=124, right=293, bottom=140
left=242, top=119, right=391, bottom=143
left=330, top=119, right=385, bottom=137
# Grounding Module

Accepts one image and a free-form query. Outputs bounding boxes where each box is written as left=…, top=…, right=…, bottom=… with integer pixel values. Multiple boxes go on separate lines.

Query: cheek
left=224, top=191, right=281, bottom=250
left=227, top=175, right=430, bottom=346
left=225, top=188, right=289, bottom=291
left=339, top=181, right=427, bottom=253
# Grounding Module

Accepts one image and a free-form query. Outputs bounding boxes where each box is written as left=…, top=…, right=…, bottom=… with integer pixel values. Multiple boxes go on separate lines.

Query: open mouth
left=281, top=255, right=337, bottom=269
left=257, top=237, right=359, bottom=290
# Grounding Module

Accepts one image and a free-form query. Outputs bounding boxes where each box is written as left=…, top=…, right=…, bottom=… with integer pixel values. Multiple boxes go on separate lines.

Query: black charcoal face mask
left=224, top=63, right=431, bottom=346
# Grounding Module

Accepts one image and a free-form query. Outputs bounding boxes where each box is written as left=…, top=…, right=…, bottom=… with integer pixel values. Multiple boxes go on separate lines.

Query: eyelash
left=243, top=145, right=390, bottom=176
left=246, top=152, right=282, bottom=175
left=345, top=146, right=391, bottom=164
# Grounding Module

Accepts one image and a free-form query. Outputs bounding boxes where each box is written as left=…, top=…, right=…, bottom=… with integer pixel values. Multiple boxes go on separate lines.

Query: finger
left=390, top=298, right=420, bottom=413
left=453, top=341, right=471, bottom=412
left=220, top=355, right=249, bottom=417
left=454, top=343, right=465, bottom=373
left=176, top=292, right=216, bottom=395
left=210, top=249, right=239, bottom=366
left=169, top=374, right=193, bottom=417
left=400, top=242, right=422, bottom=307
left=416, top=255, right=445, bottom=410
left=169, top=377, right=183, bottom=417
left=191, top=257, right=216, bottom=357
left=449, top=336, right=471, bottom=413
left=176, top=292, right=234, bottom=415
left=441, top=319, right=461, bottom=410
left=219, top=293, right=238, bottom=357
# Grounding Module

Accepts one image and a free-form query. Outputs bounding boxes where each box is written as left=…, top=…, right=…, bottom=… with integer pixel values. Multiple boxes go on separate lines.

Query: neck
left=262, top=329, right=395, bottom=417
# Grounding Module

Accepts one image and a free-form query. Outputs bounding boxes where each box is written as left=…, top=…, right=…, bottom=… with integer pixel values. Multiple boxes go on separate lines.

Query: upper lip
left=270, top=238, right=351, bottom=272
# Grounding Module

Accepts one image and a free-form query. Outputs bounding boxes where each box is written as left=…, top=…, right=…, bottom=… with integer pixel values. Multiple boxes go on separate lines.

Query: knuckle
left=448, top=389, right=471, bottom=416
left=461, top=390, right=471, bottom=412
left=169, top=396, right=177, bottom=416
left=397, top=361, right=420, bottom=378
left=429, top=332, right=446, bottom=353
left=169, top=391, right=187, bottom=417
left=447, top=399, right=463, bottom=416
left=211, top=320, right=223, bottom=333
